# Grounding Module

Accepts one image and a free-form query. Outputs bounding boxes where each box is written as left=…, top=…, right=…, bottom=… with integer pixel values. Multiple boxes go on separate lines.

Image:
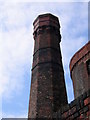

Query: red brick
left=84, top=97, right=90, bottom=106
left=61, top=111, right=69, bottom=119
left=87, top=111, right=90, bottom=116
left=70, top=42, right=90, bottom=98
left=28, top=13, right=68, bottom=119
left=69, top=106, right=77, bottom=115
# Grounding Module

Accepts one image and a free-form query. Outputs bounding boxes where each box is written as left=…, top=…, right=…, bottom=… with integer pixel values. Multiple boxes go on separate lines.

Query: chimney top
left=33, top=13, right=60, bottom=32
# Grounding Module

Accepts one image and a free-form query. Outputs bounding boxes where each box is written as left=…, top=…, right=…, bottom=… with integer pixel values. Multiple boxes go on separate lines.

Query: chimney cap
left=33, top=13, right=59, bottom=25
left=33, top=13, right=60, bottom=32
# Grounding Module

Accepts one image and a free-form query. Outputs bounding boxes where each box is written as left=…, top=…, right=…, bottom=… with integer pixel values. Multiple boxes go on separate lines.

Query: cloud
left=0, top=3, right=34, bottom=118
left=0, top=3, right=35, bottom=100
left=1, top=28, right=33, bottom=98
left=0, top=24, right=32, bottom=120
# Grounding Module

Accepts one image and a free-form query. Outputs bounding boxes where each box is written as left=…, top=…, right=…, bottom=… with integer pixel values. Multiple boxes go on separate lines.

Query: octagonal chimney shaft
left=28, top=13, right=68, bottom=119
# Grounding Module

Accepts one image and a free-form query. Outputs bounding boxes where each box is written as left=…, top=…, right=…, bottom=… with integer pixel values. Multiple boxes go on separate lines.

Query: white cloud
left=0, top=2, right=35, bottom=101
left=0, top=27, right=33, bottom=98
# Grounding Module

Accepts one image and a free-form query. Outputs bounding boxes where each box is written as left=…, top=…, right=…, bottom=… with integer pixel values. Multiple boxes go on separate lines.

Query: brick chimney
left=70, top=41, right=90, bottom=99
left=28, top=13, right=68, bottom=119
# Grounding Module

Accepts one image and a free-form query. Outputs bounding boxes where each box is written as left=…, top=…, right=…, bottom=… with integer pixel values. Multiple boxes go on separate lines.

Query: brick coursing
left=53, top=89, right=90, bottom=120
left=70, top=41, right=90, bottom=72
left=70, top=42, right=90, bottom=99
left=28, top=13, right=68, bottom=119
left=28, top=13, right=90, bottom=119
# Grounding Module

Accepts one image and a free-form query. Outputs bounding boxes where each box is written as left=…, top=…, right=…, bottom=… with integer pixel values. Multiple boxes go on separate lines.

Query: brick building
left=28, top=13, right=90, bottom=119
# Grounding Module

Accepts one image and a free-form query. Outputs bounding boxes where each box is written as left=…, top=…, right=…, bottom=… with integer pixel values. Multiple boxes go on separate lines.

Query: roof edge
left=69, top=41, right=90, bottom=74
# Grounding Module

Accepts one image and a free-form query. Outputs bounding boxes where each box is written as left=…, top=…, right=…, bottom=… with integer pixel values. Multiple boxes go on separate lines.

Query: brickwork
left=28, top=13, right=90, bottom=119
left=28, top=13, right=68, bottom=119
left=70, top=42, right=90, bottom=72
left=52, top=41, right=90, bottom=119
left=53, top=89, right=90, bottom=120
left=70, top=41, right=90, bottom=98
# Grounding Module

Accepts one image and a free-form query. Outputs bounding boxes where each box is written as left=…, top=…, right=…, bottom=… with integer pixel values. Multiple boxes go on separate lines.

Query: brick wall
left=70, top=42, right=90, bottom=99
left=53, top=89, right=90, bottom=120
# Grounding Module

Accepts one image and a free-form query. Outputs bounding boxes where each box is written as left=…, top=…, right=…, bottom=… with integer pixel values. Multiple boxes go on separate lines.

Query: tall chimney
left=28, top=13, right=68, bottom=119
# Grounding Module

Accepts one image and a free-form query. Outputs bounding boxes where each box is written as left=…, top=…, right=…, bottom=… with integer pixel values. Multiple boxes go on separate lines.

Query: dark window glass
left=87, top=60, right=90, bottom=75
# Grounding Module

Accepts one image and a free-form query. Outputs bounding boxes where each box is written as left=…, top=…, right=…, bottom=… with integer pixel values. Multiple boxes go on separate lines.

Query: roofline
left=69, top=41, right=90, bottom=74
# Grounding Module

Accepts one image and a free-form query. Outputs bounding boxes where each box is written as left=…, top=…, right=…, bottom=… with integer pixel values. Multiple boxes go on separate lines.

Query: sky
left=0, top=0, right=89, bottom=119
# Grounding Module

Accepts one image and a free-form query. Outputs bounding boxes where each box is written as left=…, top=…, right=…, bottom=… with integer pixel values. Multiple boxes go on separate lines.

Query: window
left=86, top=59, right=90, bottom=75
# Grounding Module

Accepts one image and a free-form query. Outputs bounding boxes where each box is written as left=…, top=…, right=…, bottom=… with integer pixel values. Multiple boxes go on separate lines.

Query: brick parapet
left=70, top=41, right=90, bottom=78
left=53, top=89, right=90, bottom=119
left=69, top=41, right=90, bottom=98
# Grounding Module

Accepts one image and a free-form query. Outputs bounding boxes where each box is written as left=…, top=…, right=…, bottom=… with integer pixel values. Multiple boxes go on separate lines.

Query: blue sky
left=0, top=0, right=88, bottom=119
